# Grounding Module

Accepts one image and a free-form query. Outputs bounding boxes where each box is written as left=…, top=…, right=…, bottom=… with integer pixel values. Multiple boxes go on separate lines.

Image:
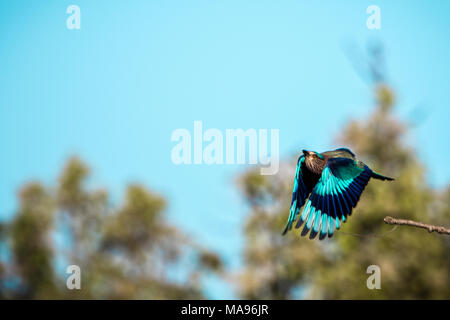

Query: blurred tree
left=0, top=222, right=8, bottom=299
left=1, top=157, right=222, bottom=299
left=236, top=46, right=450, bottom=299
left=10, top=183, right=57, bottom=299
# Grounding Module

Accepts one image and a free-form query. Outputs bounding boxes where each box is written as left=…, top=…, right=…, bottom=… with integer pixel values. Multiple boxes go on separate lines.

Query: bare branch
left=384, top=216, right=450, bottom=235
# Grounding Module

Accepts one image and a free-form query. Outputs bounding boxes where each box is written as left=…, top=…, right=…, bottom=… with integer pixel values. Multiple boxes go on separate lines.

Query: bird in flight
left=283, top=148, right=394, bottom=240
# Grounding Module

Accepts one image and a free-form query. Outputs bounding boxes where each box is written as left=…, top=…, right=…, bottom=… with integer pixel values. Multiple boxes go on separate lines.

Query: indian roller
left=283, top=148, right=394, bottom=240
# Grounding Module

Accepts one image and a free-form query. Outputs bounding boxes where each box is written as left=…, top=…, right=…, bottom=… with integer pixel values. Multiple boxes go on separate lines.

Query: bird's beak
left=302, top=149, right=309, bottom=156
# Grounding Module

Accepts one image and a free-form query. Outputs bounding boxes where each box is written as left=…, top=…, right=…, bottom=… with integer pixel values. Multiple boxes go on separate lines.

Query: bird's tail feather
left=371, top=171, right=394, bottom=181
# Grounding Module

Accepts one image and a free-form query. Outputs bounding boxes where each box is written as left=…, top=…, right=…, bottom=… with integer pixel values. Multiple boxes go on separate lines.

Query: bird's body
left=283, top=148, right=393, bottom=240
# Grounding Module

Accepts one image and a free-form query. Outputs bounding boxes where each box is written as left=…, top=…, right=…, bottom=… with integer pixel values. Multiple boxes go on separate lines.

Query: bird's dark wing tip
left=282, top=223, right=292, bottom=235
left=309, top=232, right=318, bottom=240
left=301, top=227, right=310, bottom=237
left=319, top=233, right=327, bottom=240
left=295, top=217, right=305, bottom=229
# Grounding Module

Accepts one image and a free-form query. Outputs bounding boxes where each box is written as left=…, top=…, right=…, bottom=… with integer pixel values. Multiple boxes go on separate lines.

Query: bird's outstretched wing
left=295, top=157, right=372, bottom=239
left=322, top=147, right=355, bottom=159
left=282, top=155, right=313, bottom=235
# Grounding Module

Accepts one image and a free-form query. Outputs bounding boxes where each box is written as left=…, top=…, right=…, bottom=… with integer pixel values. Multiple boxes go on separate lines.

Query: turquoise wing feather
left=282, top=155, right=312, bottom=235
left=295, top=157, right=372, bottom=239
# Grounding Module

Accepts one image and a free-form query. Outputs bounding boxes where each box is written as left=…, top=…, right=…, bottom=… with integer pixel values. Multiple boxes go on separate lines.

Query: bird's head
left=302, top=149, right=325, bottom=160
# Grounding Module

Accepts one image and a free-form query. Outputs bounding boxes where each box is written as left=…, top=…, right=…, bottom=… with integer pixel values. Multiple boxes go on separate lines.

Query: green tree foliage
left=1, top=157, right=221, bottom=299
left=236, top=67, right=450, bottom=299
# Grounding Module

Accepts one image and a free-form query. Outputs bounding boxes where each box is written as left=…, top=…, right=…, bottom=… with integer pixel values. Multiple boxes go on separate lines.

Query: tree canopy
left=235, top=79, right=450, bottom=299
left=0, top=157, right=222, bottom=299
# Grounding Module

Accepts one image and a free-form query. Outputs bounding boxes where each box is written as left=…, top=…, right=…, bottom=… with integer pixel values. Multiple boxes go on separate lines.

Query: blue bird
left=283, top=148, right=394, bottom=240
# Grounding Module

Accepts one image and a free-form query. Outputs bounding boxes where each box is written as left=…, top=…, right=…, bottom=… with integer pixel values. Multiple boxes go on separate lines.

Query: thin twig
left=384, top=216, right=450, bottom=235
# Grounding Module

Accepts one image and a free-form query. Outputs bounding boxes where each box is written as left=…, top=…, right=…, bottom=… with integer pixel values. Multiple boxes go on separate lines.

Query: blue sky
left=1, top=1, right=450, bottom=298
